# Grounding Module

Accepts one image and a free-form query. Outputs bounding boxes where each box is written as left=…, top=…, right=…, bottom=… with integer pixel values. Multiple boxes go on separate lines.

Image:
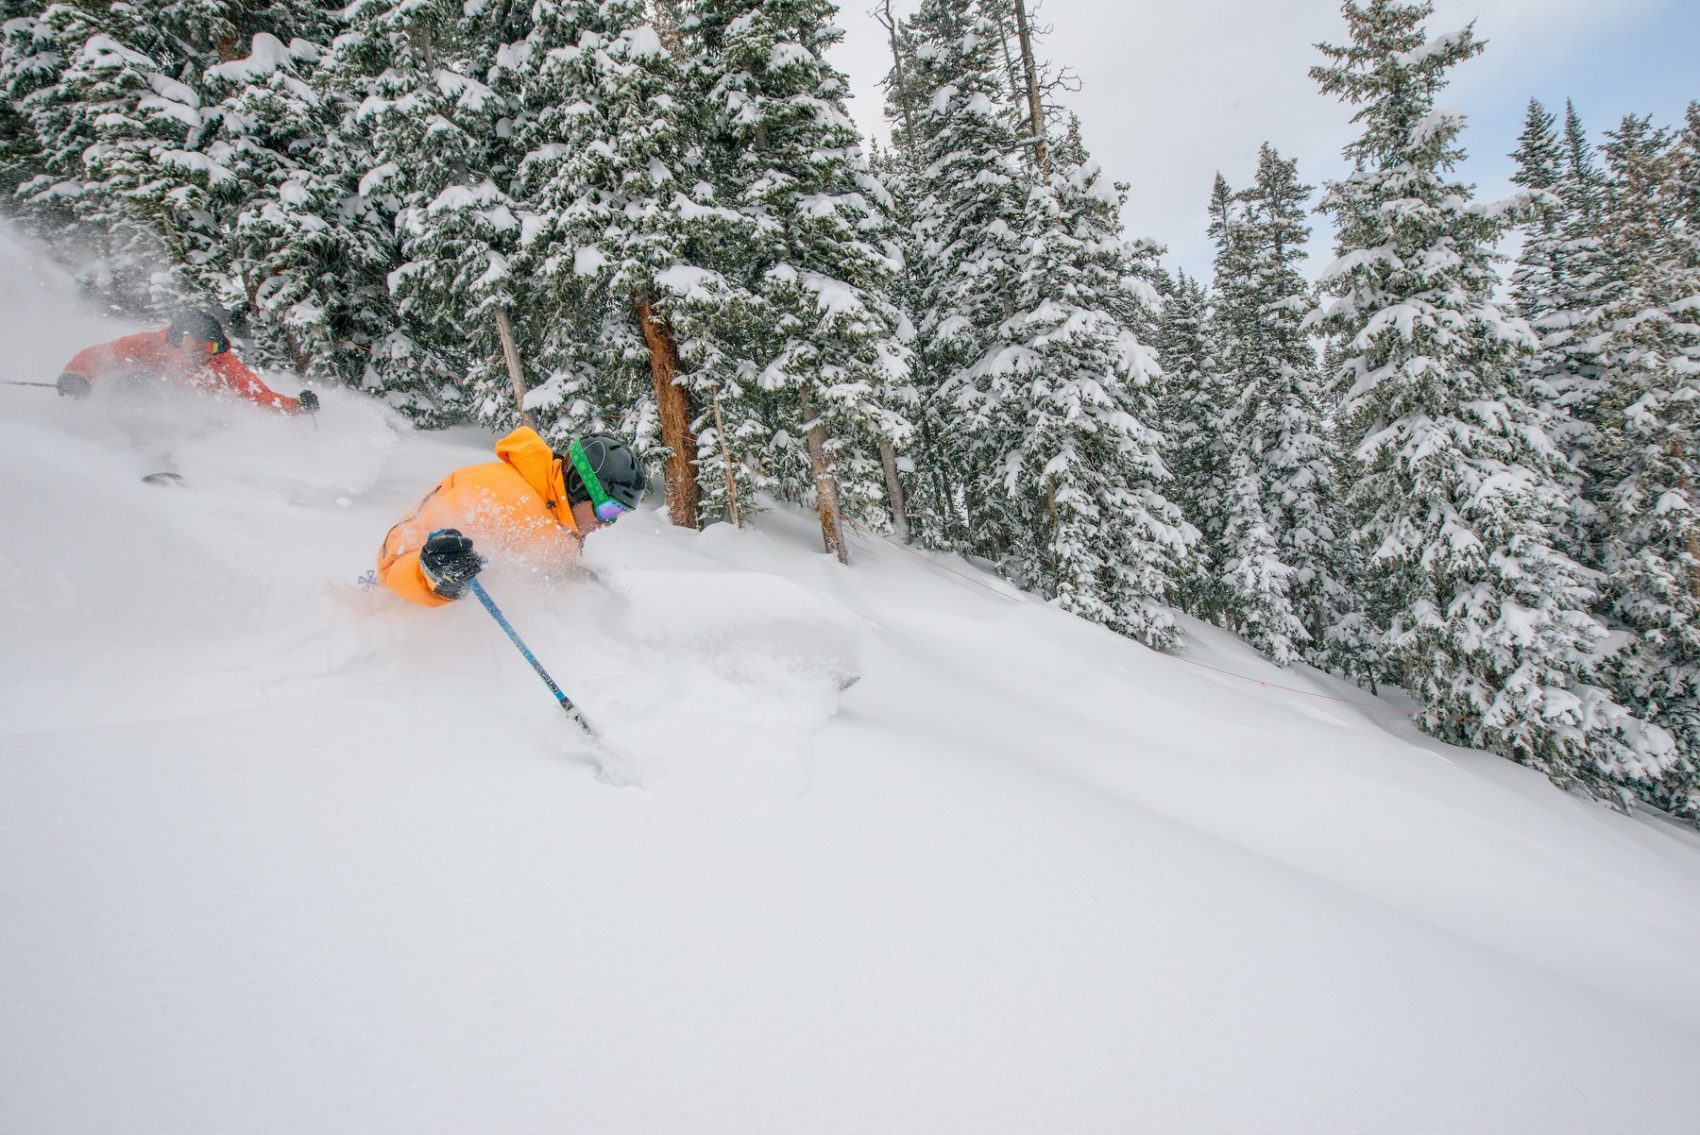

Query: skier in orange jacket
left=56, top=308, right=318, bottom=414
left=378, top=425, right=647, bottom=607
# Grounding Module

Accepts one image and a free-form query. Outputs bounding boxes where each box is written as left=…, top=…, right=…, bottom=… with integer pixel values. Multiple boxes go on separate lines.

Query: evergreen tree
left=680, top=0, right=913, bottom=557
left=1226, top=145, right=1344, bottom=664
left=322, top=0, right=517, bottom=422
left=1508, top=98, right=1610, bottom=559
left=1188, top=173, right=1255, bottom=628
left=899, top=0, right=1030, bottom=556
left=10, top=2, right=207, bottom=306
left=0, top=0, right=59, bottom=210
left=1509, top=100, right=1564, bottom=332
left=1154, top=269, right=1220, bottom=618
left=1003, top=130, right=1193, bottom=645
left=1311, top=0, right=1673, bottom=797
left=198, top=31, right=391, bottom=379
left=1589, top=109, right=1700, bottom=818
left=505, top=0, right=671, bottom=440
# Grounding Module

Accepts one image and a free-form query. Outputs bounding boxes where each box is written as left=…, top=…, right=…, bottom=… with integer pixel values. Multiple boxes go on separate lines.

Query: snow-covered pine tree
left=1183, top=173, right=1256, bottom=630
left=1200, top=167, right=1309, bottom=662
left=320, top=0, right=516, bottom=424
left=673, top=0, right=913, bottom=559
left=0, top=0, right=59, bottom=210
left=501, top=0, right=745, bottom=526
left=1154, top=269, right=1220, bottom=618
left=7, top=1, right=210, bottom=308
left=5, top=2, right=334, bottom=319
left=873, top=3, right=950, bottom=545
left=1509, top=100, right=1564, bottom=345
left=899, top=0, right=1032, bottom=559
left=1588, top=109, right=1700, bottom=819
left=861, top=137, right=922, bottom=542
left=1234, top=144, right=1346, bottom=663
left=198, top=28, right=395, bottom=379
left=1507, top=97, right=1606, bottom=561
left=1551, top=101, right=1616, bottom=466
left=1045, top=115, right=1168, bottom=361
left=1001, top=121, right=1193, bottom=646
left=1311, top=0, right=1674, bottom=797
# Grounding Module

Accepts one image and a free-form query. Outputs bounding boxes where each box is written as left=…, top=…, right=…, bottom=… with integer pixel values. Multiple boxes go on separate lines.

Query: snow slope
left=4, top=226, right=1700, bottom=1134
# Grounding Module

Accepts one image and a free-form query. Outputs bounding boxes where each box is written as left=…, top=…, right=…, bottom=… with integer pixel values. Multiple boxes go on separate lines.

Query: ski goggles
left=566, top=438, right=632, bottom=523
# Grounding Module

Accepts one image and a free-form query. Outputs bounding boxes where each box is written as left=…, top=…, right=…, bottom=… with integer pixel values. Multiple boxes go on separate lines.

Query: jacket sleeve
left=59, top=331, right=160, bottom=384
left=206, top=352, right=303, bottom=412
left=377, top=482, right=459, bottom=608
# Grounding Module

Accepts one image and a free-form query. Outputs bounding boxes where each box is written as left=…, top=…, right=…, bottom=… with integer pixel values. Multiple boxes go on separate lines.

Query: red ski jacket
left=60, top=328, right=307, bottom=413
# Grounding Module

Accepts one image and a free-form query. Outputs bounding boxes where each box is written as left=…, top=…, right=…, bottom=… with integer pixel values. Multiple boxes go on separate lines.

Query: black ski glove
left=57, top=373, right=91, bottom=399
left=297, top=389, right=320, bottom=413
left=419, top=529, right=484, bottom=600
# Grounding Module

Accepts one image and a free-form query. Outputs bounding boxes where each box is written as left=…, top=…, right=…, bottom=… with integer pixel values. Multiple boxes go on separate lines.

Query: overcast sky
left=825, top=0, right=1697, bottom=281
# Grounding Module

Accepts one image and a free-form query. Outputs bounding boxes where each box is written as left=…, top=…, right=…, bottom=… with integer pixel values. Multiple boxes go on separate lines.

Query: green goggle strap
left=566, top=438, right=616, bottom=512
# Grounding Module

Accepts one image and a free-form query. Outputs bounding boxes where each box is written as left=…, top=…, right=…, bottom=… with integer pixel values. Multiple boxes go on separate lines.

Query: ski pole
left=466, top=577, right=592, bottom=732
left=3, top=380, right=58, bottom=388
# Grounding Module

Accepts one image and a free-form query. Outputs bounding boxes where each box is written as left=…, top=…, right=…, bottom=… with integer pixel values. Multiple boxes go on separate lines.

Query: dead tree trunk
left=800, top=385, right=850, bottom=564
left=492, top=306, right=536, bottom=429
left=710, top=382, right=741, bottom=527
left=879, top=439, right=910, bottom=543
left=635, top=294, right=701, bottom=529
left=1011, top=0, right=1049, bottom=176
left=875, top=1, right=918, bottom=141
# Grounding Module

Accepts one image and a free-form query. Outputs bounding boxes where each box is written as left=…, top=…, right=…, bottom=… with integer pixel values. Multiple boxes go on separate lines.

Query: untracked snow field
left=5, top=228, right=1700, bottom=1133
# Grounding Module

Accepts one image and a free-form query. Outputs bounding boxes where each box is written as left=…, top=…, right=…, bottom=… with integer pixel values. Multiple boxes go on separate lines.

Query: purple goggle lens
left=595, top=499, right=630, bottom=523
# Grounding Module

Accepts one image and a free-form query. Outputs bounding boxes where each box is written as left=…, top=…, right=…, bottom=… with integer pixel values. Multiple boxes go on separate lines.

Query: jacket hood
left=494, top=426, right=578, bottom=533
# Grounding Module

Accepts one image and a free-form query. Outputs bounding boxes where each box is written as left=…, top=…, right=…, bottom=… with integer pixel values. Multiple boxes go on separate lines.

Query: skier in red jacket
left=56, top=309, right=319, bottom=414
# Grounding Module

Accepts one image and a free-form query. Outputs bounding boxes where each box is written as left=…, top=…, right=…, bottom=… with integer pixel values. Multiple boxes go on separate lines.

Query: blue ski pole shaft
left=466, top=578, right=591, bottom=732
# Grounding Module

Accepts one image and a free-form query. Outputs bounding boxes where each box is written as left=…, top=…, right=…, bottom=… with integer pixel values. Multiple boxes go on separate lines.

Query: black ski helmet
left=167, top=308, right=230, bottom=354
left=562, top=434, right=647, bottom=509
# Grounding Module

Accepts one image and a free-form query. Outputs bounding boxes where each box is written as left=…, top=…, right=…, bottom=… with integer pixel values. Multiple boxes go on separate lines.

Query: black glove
left=57, top=373, right=91, bottom=399
left=419, top=529, right=483, bottom=600
left=297, top=389, right=320, bottom=413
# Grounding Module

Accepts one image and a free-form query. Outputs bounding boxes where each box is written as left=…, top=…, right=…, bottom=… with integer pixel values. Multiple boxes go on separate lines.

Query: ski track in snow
left=4, top=225, right=1700, bottom=1133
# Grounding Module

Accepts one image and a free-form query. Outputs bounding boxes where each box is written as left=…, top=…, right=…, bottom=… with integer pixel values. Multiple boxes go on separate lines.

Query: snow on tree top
left=621, top=26, right=664, bottom=59
left=206, top=34, right=303, bottom=84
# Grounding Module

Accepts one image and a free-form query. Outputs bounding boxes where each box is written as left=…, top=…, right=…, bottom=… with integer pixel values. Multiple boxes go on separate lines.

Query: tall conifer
left=1312, top=0, right=1673, bottom=795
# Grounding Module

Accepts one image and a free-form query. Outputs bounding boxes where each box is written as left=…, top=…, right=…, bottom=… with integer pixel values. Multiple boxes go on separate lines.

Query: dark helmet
left=562, top=434, right=647, bottom=509
left=166, top=308, right=230, bottom=354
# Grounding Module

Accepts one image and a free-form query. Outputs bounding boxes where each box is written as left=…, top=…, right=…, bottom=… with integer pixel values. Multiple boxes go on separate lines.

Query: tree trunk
left=879, top=438, right=911, bottom=542
left=1011, top=0, right=1049, bottom=175
left=990, top=1, right=1025, bottom=118
left=492, top=306, right=535, bottom=429
left=876, top=1, right=918, bottom=141
left=635, top=294, right=701, bottom=528
left=800, top=385, right=850, bottom=564
left=710, top=382, right=741, bottom=527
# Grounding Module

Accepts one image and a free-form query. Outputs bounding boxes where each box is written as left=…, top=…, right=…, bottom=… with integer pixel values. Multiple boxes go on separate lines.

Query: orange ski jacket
left=378, top=426, right=584, bottom=607
left=60, top=328, right=307, bottom=413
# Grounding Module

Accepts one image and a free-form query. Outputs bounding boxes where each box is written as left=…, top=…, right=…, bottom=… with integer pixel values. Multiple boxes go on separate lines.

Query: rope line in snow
left=843, top=520, right=1025, bottom=603
left=844, top=519, right=1412, bottom=718
left=1160, top=654, right=1417, bottom=716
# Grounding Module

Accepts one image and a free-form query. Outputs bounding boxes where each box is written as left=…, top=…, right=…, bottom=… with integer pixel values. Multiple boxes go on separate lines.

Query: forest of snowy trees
left=2, top=0, right=1697, bottom=823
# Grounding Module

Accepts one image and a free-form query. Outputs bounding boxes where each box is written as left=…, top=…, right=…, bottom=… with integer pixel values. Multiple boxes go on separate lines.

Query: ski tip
left=141, top=472, right=186, bottom=487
